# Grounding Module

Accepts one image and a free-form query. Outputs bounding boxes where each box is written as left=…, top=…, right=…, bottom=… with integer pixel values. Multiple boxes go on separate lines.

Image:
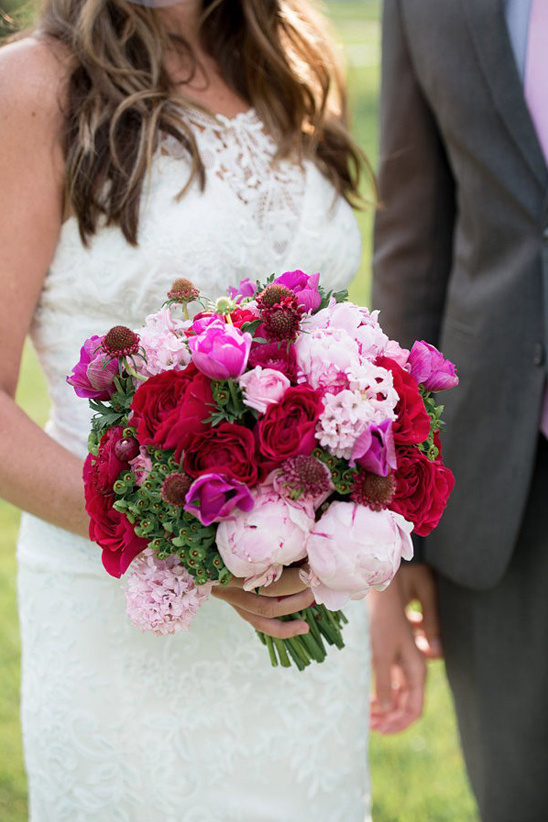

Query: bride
left=1, top=0, right=376, bottom=819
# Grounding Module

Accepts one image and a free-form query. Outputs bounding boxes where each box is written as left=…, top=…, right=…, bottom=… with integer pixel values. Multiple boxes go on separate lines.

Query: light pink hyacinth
left=303, top=501, right=414, bottom=610
left=216, top=486, right=315, bottom=590
left=238, top=366, right=290, bottom=414
left=124, top=549, right=212, bottom=635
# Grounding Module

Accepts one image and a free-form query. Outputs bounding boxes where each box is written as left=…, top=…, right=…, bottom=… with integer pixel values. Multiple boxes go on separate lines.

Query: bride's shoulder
left=0, top=36, right=71, bottom=125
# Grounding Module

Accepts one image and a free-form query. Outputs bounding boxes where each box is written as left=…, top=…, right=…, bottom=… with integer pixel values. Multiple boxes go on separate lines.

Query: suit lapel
left=464, top=0, right=547, bottom=187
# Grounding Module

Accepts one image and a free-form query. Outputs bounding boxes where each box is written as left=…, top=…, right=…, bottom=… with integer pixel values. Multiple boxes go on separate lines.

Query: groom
left=371, top=1, right=548, bottom=820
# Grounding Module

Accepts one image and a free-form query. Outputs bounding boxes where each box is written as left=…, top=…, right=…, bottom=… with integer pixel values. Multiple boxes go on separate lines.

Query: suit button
left=533, top=343, right=544, bottom=366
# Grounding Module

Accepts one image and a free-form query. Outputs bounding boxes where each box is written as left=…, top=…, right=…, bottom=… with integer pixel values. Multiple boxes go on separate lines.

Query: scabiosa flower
left=103, top=326, right=141, bottom=359
left=161, top=472, right=193, bottom=506
left=350, top=470, right=396, bottom=511
left=256, top=285, right=304, bottom=342
left=167, top=277, right=200, bottom=304
left=124, top=549, right=212, bottom=635
left=273, top=455, right=334, bottom=503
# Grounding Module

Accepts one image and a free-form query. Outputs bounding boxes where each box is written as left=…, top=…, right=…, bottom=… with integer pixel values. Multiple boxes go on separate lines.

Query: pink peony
left=135, top=306, right=191, bottom=378
left=238, top=366, right=290, bottom=414
left=184, top=473, right=254, bottom=526
left=384, top=339, right=410, bottom=368
left=408, top=341, right=459, bottom=391
left=216, top=485, right=315, bottom=590
left=303, top=303, right=389, bottom=359
left=67, top=335, right=118, bottom=400
left=124, top=549, right=212, bottom=635
left=303, top=501, right=414, bottom=609
left=294, top=326, right=360, bottom=392
left=188, top=320, right=252, bottom=380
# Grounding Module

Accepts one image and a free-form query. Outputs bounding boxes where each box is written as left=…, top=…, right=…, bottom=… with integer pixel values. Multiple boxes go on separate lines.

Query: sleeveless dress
left=16, top=108, right=371, bottom=822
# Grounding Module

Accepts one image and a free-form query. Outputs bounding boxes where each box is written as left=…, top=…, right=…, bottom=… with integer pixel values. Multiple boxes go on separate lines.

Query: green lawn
left=0, top=3, right=478, bottom=821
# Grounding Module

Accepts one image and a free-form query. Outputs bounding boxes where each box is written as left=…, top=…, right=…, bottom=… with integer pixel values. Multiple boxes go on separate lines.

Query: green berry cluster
left=112, top=436, right=232, bottom=587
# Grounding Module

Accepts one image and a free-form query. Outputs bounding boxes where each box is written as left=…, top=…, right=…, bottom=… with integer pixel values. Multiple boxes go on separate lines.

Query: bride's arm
left=0, top=39, right=89, bottom=538
left=0, top=39, right=314, bottom=636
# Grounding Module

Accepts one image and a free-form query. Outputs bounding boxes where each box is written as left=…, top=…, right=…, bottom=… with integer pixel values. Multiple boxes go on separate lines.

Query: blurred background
left=0, top=2, right=479, bottom=820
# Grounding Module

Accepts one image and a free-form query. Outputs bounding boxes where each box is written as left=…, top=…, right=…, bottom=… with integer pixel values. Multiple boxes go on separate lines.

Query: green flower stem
left=284, top=641, right=308, bottom=672
left=227, top=379, right=239, bottom=412
left=257, top=604, right=347, bottom=671
left=273, top=638, right=291, bottom=668
left=264, top=634, right=278, bottom=667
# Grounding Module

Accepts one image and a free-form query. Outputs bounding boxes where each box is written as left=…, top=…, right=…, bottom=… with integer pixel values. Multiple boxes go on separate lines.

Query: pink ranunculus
left=188, top=321, right=252, bottom=380
left=136, top=306, right=191, bottom=378
left=216, top=485, right=315, bottom=590
left=350, top=420, right=397, bottom=476
left=408, top=341, right=459, bottom=391
left=238, top=366, right=290, bottom=414
left=228, top=277, right=258, bottom=302
left=303, top=501, right=414, bottom=609
left=273, top=270, right=322, bottom=312
left=124, top=549, right=212, bottom=635
left=384, top=339, right=410, bottom=369
left=184, top=473, right=254, bottom=526
left=67, top=335, right=118, bottom=400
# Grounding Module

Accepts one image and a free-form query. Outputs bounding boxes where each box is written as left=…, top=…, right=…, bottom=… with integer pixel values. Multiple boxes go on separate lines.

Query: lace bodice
left=17, top=109, right=370, bottom=822
left=31, top=107, right=362, bottom=457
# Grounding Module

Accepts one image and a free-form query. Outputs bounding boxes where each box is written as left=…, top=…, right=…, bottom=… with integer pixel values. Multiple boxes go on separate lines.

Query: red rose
left=257, top=385, right=323, bottom=468
left=183, top=422, right=259, bottom=485
left=131, top=365, right=213, bottom=459
left=93, top=426, right=126, bottom=494
left=159, top=371, right=214, bottom=460
left=131, top=366, right=198, bottom=444
left=390, top=446, right=455, bottom=537
left=377, top=356, right=431, bottom=445
left=83, top=453, right=147, bottom=578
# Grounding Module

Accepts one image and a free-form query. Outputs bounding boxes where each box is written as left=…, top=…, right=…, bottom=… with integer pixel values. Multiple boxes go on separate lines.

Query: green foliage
left=206, top=378, right=249, bottom=426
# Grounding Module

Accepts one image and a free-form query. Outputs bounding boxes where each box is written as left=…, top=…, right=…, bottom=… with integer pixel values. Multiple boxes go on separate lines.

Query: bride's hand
left=211, top=567, right=315, bottom=638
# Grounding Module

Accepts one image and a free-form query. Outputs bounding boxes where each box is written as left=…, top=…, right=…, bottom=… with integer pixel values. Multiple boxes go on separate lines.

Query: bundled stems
left=257, top=604, right=348, bottom=672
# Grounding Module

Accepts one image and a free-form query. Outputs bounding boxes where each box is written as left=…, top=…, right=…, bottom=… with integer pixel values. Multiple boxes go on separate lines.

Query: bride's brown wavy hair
left=33, top=0, right=368, bottom=244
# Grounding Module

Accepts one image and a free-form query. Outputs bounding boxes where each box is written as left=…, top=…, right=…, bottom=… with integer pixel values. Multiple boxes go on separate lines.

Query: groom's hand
left=368, top=565, right=433, bottom=734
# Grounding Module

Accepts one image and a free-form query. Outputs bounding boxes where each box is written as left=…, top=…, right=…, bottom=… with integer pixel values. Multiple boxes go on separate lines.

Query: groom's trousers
left=438, top=437, right=548, bottom=822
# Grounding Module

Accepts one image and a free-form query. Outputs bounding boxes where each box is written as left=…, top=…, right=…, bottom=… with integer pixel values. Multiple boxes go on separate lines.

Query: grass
left=0, top=2, right=478, bottom=820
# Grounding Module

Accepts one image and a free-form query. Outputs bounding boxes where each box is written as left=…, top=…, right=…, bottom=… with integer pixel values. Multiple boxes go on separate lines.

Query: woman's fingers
left=212, top=583, right=315, bottom=619
left=256, top=567, right=310, bottom=597
left=231, top=606, right=310, bottom=639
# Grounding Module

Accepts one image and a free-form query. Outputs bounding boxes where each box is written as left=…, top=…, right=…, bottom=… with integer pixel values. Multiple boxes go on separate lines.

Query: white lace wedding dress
left=16, top=108, right=371, bottom=822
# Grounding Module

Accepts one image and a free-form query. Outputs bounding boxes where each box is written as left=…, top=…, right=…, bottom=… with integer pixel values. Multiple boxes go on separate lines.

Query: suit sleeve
left=372, top=0, right=456, bottom=349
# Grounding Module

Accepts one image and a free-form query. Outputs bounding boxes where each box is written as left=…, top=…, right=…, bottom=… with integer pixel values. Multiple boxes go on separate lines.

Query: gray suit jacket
left=372, top=0, right=548, bottom=589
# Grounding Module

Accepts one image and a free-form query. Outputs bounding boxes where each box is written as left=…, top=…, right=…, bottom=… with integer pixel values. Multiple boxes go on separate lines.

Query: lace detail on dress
left=162, top=108, right=305, bottom=261
left=18, top=107, right=370, bottom=822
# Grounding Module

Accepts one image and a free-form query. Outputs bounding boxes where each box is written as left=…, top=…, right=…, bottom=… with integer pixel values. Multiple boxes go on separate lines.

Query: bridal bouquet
left=68, top=270, right=458, bottom=670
